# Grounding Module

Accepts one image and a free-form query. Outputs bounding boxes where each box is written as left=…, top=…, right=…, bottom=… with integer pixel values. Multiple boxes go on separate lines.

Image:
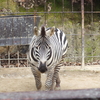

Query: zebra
left=28, top=25, right=68, bottom=91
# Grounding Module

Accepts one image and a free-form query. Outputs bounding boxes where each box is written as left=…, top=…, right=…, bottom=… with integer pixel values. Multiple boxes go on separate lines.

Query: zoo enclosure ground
left=0, top=65, right=100, bottom=93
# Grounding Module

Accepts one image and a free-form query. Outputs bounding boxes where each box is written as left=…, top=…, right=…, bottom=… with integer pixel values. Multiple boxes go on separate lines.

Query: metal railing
left=0, top=0, right=100, bottom=68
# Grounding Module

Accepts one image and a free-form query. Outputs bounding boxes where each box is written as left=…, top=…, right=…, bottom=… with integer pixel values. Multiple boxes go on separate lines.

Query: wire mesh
left=0, top=0, right=100, bottom=68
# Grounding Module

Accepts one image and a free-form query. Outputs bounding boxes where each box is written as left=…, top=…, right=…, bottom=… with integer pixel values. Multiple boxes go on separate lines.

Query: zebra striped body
left=28, top=26, right=68, bottom=90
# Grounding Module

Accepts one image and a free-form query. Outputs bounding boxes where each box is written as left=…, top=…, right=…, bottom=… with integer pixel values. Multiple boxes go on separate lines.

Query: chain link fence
left=0, top=0, right=100, bottom=68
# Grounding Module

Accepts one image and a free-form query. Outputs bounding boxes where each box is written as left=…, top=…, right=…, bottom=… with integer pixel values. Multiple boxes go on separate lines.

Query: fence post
left=81, top=0, right=85, bottom=68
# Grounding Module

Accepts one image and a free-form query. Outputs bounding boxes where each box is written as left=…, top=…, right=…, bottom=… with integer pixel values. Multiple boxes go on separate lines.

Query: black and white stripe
left=28, top=26, right=68, bottom=90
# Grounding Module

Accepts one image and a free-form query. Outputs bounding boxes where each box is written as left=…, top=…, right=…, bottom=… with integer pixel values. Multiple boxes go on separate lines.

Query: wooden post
left=81, top=0, right=85, bottom=68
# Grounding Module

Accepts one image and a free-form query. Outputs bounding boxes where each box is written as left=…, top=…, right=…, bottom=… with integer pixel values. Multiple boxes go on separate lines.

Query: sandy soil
left=0, top=66, right=100, bottom=93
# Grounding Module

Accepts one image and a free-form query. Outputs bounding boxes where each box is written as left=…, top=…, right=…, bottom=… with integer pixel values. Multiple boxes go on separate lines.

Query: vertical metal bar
left=91, top=0, right=93, bottom=22
left=44, top=0, right=47, bottom=26
left=17, top=48, right=20, bottom=68
left=12, top=18, right=14, bottom=46
left=62, top=0, right=64, bottom=31
left=54, top=0, right=56, bottom=25
left=0, top=54, right=1, bottom=67
left=8, top=46, right=10, bottom=68
left=81, top=0, right=85, bottom=67
left=71, top=1, right=74, bottom=64
left=4, top=18, right=7, bottom=46
left=72, top=0, right=74, bottom=11
left=33, top=1, right=37, bottom=26
left=91, top=0, right=94, bottom=63
left=7, top=0, right=9, bottom=11
left=26, top=17, right=28, bottom=46
left=16, top=0, right=19, bottom=15
left=27, top=54, right=28, bottom=67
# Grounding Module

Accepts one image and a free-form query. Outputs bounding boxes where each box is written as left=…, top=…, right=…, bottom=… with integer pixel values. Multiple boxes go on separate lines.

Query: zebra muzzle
left=38, top=61, right=47, bottom=73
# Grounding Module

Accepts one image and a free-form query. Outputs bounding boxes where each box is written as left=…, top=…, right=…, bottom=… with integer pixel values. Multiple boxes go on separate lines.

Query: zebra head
left=33, top=26, right=55, bottom=73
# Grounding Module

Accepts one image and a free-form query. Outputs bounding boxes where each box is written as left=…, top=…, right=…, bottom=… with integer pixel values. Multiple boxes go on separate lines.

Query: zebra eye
left=35, top=46, right=39, bottom=49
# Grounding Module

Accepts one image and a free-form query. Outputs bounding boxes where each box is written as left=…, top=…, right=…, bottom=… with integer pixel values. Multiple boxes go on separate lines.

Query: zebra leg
left=31, top=67, right=42, bottom=90
left=55, top=72, right=61, bottom=90
left=45, top=69, right=54, bottom=91
left=54, top=66, right=61, bottom=90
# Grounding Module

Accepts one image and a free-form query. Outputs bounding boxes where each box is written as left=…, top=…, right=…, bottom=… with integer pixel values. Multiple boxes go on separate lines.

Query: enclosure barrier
left=0, top=15, right=41, bottom=46
left=0, top=88, right=100, bottom=100
left=0, top=15, right=40, bottom=68
left=0, top=0, right=100, bottom=67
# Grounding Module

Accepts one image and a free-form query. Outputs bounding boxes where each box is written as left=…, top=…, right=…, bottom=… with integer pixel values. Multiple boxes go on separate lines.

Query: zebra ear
left=50, top=26, right=55, bottom=36
left=46, top=26, right=55, bottom=36
left=34, top=26, right=38, bottom=36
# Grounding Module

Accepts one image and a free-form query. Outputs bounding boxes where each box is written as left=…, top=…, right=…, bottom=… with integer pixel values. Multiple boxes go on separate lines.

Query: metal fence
left=0, top=0, right=100, bottom=68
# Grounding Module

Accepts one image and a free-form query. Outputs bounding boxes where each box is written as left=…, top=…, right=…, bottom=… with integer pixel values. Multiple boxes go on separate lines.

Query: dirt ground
left=0, top=66, right=100, bottom=93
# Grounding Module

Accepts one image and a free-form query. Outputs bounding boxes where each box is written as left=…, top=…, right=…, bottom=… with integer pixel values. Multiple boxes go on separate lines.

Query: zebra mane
left=41, top=26, right=46, bottom=37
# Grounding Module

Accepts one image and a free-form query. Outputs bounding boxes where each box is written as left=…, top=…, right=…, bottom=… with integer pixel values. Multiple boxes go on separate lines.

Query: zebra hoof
left=54, top=86, right=61, bottom=90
